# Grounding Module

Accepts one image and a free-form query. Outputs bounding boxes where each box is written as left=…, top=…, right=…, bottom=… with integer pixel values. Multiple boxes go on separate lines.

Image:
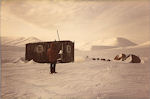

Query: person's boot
left=54, top=66, right=57, bottom=73
left=51, top=67, right=53, bottom=74
left=54, top=71, right=57, bottom=73
left=52, top=67, right=54, bottom=73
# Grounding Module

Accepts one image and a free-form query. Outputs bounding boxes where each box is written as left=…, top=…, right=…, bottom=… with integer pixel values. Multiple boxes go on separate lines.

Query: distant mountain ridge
left=78, top=37, right=137, bottom=51
left=1, top=36, right=149, bottom=51
left=1, top=36, right=42, bottom=47
left=93, top=37, right=137, bottom=47
left=91, top=37, right=137, bottom=50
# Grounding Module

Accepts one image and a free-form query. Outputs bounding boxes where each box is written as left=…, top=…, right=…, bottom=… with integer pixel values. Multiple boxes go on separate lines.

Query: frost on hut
left=25, top=41, right=74, bottom=63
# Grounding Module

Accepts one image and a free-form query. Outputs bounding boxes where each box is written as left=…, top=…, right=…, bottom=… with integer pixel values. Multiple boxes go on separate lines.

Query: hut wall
left=25, top=41, right=74, bottom=63
left=61, top=42, right=74, bottom=63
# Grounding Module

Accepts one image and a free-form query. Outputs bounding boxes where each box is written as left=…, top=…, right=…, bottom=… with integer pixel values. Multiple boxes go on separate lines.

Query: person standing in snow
left=47, top=42, right=60, bottom=74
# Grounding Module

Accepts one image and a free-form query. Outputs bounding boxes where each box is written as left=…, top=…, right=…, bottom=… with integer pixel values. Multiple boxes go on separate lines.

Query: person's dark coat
left=47, top=43, right=59, bottom=63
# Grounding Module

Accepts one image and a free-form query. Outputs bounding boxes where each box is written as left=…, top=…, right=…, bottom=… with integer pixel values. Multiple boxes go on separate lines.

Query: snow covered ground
left=1, top=60, right=150, bottom=99
left=1, top=37, right=150, bottom=99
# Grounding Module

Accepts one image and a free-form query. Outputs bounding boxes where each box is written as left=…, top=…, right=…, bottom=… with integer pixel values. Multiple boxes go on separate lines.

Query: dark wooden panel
left=25, top=41, right=74, bottom=63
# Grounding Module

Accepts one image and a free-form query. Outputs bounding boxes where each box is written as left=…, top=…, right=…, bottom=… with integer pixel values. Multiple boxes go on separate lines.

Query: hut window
left=66, top=45, right=71, bottom=53
left=35, top=45, right=44, bottom=53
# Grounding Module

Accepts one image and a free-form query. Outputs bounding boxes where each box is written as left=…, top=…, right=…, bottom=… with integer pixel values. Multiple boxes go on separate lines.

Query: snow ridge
left=80, top=37, right=137, bottom=51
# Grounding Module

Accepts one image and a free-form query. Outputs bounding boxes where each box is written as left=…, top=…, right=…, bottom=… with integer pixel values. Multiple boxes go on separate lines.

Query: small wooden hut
left=25, top=41, right=74, bottom=63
